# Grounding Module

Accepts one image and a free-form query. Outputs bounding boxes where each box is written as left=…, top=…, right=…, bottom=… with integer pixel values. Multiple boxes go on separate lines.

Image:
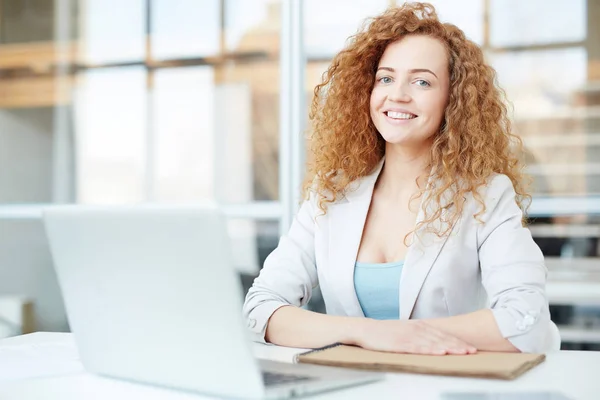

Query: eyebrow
left=376, top=67, right=438, bottom=79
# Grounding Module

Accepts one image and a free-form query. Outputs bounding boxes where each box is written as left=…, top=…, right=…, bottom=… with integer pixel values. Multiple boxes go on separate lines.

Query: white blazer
left=243, top=159, right=559, bottom=353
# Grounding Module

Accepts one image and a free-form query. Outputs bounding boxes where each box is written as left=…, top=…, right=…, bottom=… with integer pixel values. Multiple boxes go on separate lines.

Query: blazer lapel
left=327, top=160, right=384, bottom=317
left=326, top=159, right=456, bottom=320
left=399, top=188, right=455, bottom=320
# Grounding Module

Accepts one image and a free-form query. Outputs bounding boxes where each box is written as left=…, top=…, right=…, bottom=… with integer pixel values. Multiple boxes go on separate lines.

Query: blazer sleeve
left=477, top=174, right=552, bottom=353
left=242, top=194, right=319, bottom=343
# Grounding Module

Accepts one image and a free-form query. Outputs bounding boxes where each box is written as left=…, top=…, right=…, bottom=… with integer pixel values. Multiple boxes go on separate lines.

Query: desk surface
left=1, top=332, right=599, bottom=400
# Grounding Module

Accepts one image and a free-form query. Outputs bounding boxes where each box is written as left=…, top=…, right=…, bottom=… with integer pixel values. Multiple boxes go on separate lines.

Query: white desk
left=1, top=332, right=599, bottom=400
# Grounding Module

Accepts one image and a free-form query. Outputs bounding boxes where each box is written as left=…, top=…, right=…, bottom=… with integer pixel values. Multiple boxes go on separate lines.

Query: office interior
left=0, top=0, right=598, bottom=351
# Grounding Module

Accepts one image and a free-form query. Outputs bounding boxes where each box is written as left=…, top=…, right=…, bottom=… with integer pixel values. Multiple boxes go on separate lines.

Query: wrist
left=341, top=317, right=377, bottom=346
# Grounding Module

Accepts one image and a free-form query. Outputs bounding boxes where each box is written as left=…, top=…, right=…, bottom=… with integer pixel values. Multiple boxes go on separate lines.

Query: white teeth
left=386, top=111, right=416, bottom=119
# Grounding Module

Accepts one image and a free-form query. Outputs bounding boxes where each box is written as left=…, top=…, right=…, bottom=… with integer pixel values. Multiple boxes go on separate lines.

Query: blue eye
left=377, top=76, right=392, bottom=84
left=415, top=79, right=430, bottom=87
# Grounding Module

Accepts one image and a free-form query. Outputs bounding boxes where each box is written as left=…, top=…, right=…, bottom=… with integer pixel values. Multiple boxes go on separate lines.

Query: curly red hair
left=304, top=2, right=530, bottom=235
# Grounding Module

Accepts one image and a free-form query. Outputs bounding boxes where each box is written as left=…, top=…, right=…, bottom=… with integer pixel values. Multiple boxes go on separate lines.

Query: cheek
left=437, top=89, right=450, bottom=115
left=370, top=88, right=385, bottom=110
left=427, top=95, right=449, bottom=120
left=369, top=93, right=378, bottom=112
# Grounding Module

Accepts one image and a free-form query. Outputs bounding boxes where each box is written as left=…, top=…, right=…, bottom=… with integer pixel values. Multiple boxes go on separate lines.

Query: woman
left=243, top=2, right=558, bottom=354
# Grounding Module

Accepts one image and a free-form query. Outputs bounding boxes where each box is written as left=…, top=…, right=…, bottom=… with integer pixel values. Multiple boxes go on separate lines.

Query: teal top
left=354, top=260, right=404, bottom=320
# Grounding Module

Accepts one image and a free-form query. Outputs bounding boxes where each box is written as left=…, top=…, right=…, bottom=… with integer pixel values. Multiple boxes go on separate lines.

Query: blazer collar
left=339, top=158, right=385, bottom=204
left=327, top=157, right=454, bottom=319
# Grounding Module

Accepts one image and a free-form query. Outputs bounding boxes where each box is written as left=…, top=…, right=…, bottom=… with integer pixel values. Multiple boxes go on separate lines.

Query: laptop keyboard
left=262, top=371, right=315, bottom=386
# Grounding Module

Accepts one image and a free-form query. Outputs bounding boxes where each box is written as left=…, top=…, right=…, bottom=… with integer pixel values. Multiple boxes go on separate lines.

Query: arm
left=244, top=193, right=475, bottom=354
left=266, top=305, right=477, bottom=354
left=243, top=196, right=319, bottom=343
left=424, top=309, right=519, bottom=352
left=265, top=305, right=361, bottom=347
left=399, top=175, right=552, bottom=353
left=243, top=194, right=371, bottom=348
left=448, top=174, right=551, bottom=353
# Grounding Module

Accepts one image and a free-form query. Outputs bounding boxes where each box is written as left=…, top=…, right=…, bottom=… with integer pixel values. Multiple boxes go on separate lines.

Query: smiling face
left=370, top=34, right=450, bottom=148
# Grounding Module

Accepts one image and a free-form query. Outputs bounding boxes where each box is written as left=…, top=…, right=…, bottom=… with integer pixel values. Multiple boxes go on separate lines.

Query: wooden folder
left=296, top=344, right=545, bottom=380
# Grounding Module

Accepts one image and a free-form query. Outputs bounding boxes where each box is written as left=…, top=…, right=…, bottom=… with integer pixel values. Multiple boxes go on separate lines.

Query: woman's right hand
left=353, top=319, right=477, bottom=355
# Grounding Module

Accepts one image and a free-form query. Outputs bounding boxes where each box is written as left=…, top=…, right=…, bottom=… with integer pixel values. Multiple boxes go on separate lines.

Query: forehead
left=377, top=35, right=449, bottom=74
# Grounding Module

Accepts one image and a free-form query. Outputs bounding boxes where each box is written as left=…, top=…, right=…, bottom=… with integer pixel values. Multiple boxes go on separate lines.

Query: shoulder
left=468, top=173, right=515, bottom=204
left=459, top=173, right=520, bottom=221
left=474, top=173, right=514, bottom=205
left=485, top=173, right=514, bottom=192
left=449, top=173, right=514, bottom=206
left=472, top=173, right=523, bottom=229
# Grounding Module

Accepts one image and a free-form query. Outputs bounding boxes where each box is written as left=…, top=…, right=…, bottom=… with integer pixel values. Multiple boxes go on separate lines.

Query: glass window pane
left=79, top=0, right=146, bottom=64
left=151, top=0, right=220, bottom=59
left=304, top=0, right=389, bottom=58
left=489, top=48, right=593, bottom=198
left=217, top=63, right=279, bottom=202
left=221, top=0, right=282, bottom=202
left=214, top=82, right=255, bottom=203
left=0, top=1, right=72, bottom=205
left=0, top=107, right=55, bottom=203
left=153, top=65, right=271, bottom=204
left=74, top=67, right=147, bottom=203
left=490, top=0, right=586, bottom=47
left=225, top=0, right=278, bottom=53
left=0, top=0, right=54, bottom=43
left=489, top=48, right=587, bottom=117
left=152, top=66, right=215, bottom=202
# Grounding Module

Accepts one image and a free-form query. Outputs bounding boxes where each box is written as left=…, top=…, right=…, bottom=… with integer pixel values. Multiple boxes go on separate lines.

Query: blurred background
left=0, top=0, right=598, bottom=350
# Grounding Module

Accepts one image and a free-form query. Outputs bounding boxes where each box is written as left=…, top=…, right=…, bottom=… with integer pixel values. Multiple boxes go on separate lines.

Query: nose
left=388, top=82, right=411, bottom=103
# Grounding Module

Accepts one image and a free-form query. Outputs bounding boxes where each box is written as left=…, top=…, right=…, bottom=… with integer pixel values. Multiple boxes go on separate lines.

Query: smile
left=383, top=111, right=417, bottom=125
left=384, top=111, right=417, bottom=120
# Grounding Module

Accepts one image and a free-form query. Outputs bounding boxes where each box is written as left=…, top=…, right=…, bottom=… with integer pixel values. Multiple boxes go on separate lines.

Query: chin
left=379, top=128, right=436, bottom=146
left=380, top=134, right=431, bottom=149
left=379, top=132, right=411, bottom=144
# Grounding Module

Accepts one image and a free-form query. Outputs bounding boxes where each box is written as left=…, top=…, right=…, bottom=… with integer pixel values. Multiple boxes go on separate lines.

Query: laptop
left=42, top=205, right=382, bottom=399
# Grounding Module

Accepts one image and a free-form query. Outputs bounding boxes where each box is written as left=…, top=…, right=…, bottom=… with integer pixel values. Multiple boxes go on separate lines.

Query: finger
left=431, top=348, right=448, bottom=355
left=419, top=336, right=457, bottom=354
left=444, top=347, right=469, bottom=355
left=412, top=323, right=476, bottom=354
left=440, top=335, right=477, bottom=353
left=431, top=334, right=475, bottom=354
left=427, top=328, right=473, bottom=349
left=419, top=333, right=464, bottom=354
left=439, top=338, right=477, bottom=354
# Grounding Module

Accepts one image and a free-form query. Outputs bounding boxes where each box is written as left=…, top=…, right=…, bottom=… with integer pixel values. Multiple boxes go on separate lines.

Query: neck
left=377, top=142, right=432, bottom=196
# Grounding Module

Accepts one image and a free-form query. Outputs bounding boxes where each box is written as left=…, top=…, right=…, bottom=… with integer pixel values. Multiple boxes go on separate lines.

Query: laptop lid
left=43, top=205, right=265, bottom=399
